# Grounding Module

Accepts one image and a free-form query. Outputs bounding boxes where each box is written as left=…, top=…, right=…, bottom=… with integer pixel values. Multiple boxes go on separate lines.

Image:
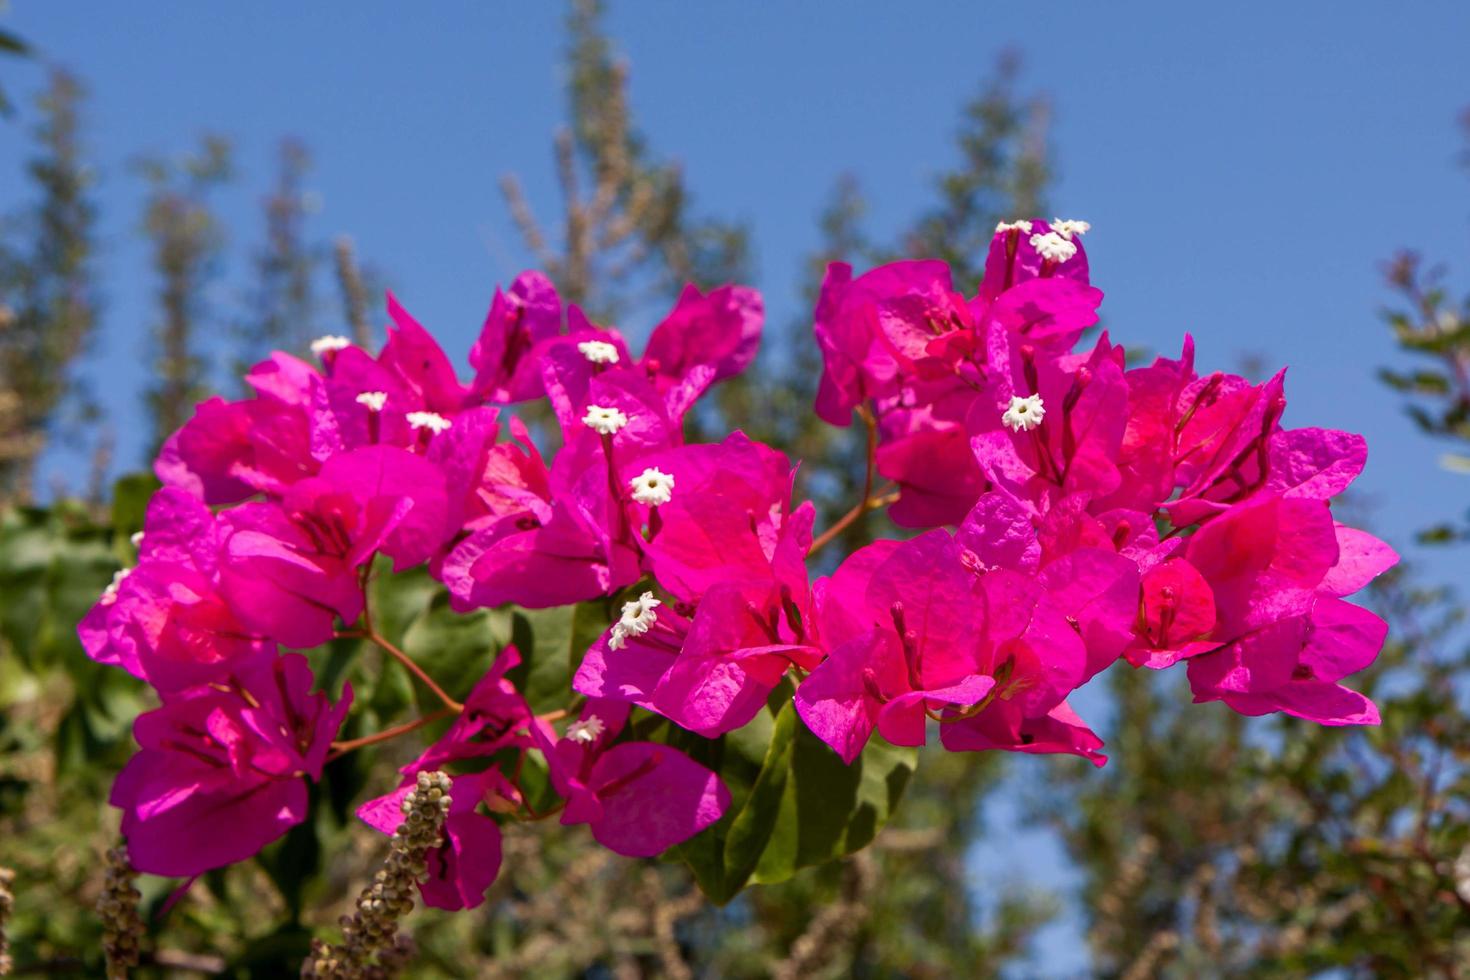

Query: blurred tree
left=904, top=48, right=1051, bottom=288
left=137, top=134, right=231, bottom=457
left=722, top=52, right=1054, bottom=559
left=234, top=137, right=320, bottom=376
left=1048, top=567, right=1469, bottom=979
left=333, top=234, right=376, bottom=350
left=500, top=0, right=750, bottom=323
left=1377, top=108, right=1470, bottom=544
left=0, top=69, right=100, bottom=503
left=0, top=21, right=28, bottom=118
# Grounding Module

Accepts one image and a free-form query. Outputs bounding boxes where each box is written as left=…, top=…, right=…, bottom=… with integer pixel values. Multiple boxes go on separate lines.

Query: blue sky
left=3, top=3, right=1468, bottom=973
left=3, top=2, right=1467, bottom=566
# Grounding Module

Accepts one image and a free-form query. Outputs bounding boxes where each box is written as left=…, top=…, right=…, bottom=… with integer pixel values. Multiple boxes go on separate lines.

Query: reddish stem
left=327, top=707, right=456, bottom=761
left=810, top=405, right=887, bottom=557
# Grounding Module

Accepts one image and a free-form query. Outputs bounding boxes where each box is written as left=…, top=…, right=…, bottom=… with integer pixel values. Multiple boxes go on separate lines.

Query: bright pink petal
left=585, top=743, right=730, bottom=857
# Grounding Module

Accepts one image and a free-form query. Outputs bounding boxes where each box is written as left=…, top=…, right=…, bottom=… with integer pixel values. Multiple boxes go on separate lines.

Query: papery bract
left=532, top=703, right=730, bottom=857
left=79, top=487, right=272, bottom=690
left=110, top=654, right=351, bottom=877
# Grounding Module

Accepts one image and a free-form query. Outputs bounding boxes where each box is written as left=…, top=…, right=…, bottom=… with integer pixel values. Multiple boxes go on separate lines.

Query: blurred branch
left=0, top=70, right=100, bottom=501
left=333, top=235, right=372, bottom=349
left=137, top=133, right=231, bottom=456
left=497, top=0, right=748, bottom=320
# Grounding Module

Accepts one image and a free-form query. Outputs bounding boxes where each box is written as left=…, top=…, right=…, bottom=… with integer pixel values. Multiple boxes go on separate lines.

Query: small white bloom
left=99, top=567, right=131, bottom=606
left=356, top=390, right=388, bottom=412
left=1002, top=394, right=1046, bottom=432
left=1050, top=218, right=1091, bottom=241
left=310, top=334, right=352, bottom=355
left=629, top=467, right=675, bottom=506
left=406, top=410, right=453, bottom=434
left=129, top=531, right=144, bottom=549
left=582, top=404, right=629, bottom=435
left=1029, top=232, right=1077, bottom=263
left=619, top=591, right=661, bottom=634
left=565, top=716, right=606, bottom=744
left=607, top=591, right=661, bottom=650
left=995, top=219, right=1034, bottom=234
left=577, top=339, right=621, bottom=365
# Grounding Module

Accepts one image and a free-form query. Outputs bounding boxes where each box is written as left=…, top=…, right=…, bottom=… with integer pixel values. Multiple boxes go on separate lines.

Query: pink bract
left=110, top=654, right=351, bottom=877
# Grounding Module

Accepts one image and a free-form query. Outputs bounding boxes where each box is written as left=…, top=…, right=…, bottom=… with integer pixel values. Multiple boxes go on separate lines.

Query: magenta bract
left=83, top=223, right=1395, bottom=900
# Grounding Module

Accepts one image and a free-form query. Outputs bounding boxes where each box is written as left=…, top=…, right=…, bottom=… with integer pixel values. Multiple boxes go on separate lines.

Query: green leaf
left=719, top=701, right=797, bottom=895
left=508, top=602, right=610, bottom=714
left=366, top=560, right=439, bottom=645
left=752, top=711, right=917, bottom=884
left=110, top=472, right=161, bottom=542
left=401, top=591, right=504, bottom=707
left=675, top=694, right=917, bottom=903
left=0, top=505, right=118, bottom=676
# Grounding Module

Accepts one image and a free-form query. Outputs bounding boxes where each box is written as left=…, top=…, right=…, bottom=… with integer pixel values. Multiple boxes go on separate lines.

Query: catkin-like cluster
left=302, top=771, right=451, bottom=979
left=0, top=866, right=15, bottom=976
left=97, top=846, right=144, bottom=979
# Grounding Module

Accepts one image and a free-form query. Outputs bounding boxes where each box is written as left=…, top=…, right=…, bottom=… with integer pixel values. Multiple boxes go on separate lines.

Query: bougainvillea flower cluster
left=82, top=219, right=1394, bottom=917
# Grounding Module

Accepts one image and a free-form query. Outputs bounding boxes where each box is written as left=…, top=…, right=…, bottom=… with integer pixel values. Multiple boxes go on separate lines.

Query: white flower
left=577, top=339, right=620, bottom=365
left=629, top=467, right=675, bottom=506
left=1029, top=232, right=1077, bottom=264
left=608, top=591, right=661, bottom=650
left=406, top=411, right=452, bottom=434
left=99, top=568, right=131, bottom=606
left=310, top=335, right=352, bottom=355
left=129, top=531, right=144, bottom=549
left=1050, top=218, right=1091, bottom=241
left=582, top=404, right=629, bottom=435
left=356, top=390, right=388, bottom=412
left=995, top=219, right=1034, bottom=234
left=619, top=591, right=661, bottom=635
left=1002, top=394, right=1046, bottom=432
left=565, top=716, right=606, bottom=744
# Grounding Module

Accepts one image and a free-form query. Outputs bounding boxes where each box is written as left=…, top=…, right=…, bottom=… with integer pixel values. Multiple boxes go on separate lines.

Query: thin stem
left=328, top=708, right=456, bottom=761
left=809, top=406, right=885, bottom=557
left=809, top=488, right=898, bottom=557
left=521, top=800, right=568, bottom=823
left=371, top=630, right=464, bottom=714
left=349, top=577, right=465, bottom=713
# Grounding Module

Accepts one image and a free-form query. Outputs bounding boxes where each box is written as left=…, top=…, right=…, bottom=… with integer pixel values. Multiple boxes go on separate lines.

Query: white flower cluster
left=578, top=339, right=621, bottom=365
left=310, top=334, right=352, bottom=355
left=1002, top=393, right=1046, bottom=432
left=99, top=568, right=132, bottom=607
left=1029, top=232, right=1077, bottom=264
left=356, top=391, right=388, bottom=412
left=1050, top=218, right=1091, bottom=240
left=406, top=411, right=453, bottom=434
left=583, top=404, right=629, bottom=435
left=629, top=467, right=675, bottom=506
left=995, top=219, right=1034, bottom=234
left=565, top=716, right=606, bottom=744
left=607, top=591, right=661, bottom=651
